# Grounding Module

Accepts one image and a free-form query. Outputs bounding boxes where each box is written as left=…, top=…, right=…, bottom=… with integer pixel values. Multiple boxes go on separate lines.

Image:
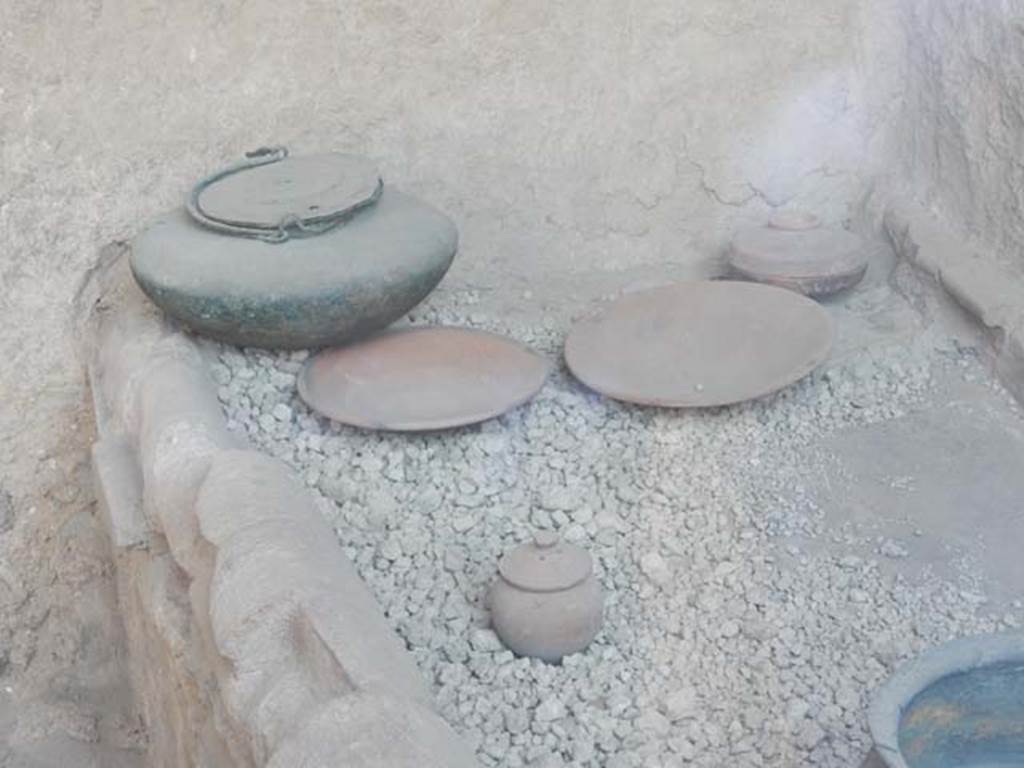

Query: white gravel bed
left=212, top=290, right=1021, bottom=768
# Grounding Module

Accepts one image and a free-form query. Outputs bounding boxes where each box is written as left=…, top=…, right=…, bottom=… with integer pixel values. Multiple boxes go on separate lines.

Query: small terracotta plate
left=564, top=281, right=833, bottom=408
left=299, top=327, right=550, bottom=431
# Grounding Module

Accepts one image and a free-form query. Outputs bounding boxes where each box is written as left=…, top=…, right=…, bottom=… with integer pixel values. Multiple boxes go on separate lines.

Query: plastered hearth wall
left=3, top=0, right=883, bottom=296
left=5, top=0, right=1024, bottom=764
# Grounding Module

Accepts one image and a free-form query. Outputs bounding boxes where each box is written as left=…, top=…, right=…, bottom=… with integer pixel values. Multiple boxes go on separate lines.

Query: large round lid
left=498, top=531, right=593, bottom=593
left=188, top=148, right=382, bottom=240
left=298, top=327, right=550, bottom=431
left=564, top=281, right=833, bottom=408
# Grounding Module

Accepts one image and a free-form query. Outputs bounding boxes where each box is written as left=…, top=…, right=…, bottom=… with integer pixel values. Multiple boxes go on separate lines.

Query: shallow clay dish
left=564, top=281, right=833, bottom=408
left=299, top=327, right=550, bottom=431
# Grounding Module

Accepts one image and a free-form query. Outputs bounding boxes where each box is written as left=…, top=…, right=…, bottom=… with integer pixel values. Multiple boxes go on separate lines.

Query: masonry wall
left=83, top=251, right=478, bottom=767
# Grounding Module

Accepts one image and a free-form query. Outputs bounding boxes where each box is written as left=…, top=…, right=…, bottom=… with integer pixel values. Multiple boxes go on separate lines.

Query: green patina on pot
left=130, top=149, right=458, bottom=349
left=869, top=633, right=1024, bottom=768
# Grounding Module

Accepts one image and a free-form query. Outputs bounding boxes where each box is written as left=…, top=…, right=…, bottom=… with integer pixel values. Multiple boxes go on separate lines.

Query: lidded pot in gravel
left=490, top=531, right=603, bottom=663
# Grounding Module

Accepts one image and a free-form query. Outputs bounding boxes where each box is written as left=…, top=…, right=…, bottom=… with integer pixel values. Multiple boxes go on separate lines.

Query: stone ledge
left=884, top=197, right=1024, bottom=405
left=82, top=244, right=477, bottom=767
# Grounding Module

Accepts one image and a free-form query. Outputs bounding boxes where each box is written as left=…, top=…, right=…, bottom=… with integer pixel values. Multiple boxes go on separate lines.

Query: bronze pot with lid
left=130, top=147, right=458, bottom=349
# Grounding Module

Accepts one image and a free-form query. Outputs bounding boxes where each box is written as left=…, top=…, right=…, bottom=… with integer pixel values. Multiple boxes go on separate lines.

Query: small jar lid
left=498, top=531, right=593, bottom=593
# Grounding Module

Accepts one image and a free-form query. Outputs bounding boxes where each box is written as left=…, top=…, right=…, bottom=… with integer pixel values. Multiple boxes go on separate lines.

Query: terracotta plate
left=564, top=281, right=833, bottom=407
left=299, top=327, right=550, bottom=431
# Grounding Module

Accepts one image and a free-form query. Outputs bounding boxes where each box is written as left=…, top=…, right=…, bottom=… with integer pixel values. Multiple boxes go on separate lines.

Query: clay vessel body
left=729, top=212, right=867, bottom=298
left=489, top=532, right=603, bottom=663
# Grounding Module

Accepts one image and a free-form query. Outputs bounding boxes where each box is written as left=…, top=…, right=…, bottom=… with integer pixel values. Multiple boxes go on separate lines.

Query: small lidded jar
left=489, top=531, right=603, bottom=663
left=729, top=210, right=868, bottom=297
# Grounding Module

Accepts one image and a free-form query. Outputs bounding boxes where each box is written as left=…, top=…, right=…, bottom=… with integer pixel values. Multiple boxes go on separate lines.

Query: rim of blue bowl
left=868, top=632, right=1024, bottom=768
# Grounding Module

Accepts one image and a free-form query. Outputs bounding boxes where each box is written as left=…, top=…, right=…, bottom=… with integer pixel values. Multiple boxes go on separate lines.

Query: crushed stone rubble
left=212, top=290, right=1022, bottom=768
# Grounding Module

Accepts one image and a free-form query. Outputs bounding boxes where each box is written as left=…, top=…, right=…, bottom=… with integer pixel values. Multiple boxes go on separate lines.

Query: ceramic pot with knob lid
left=489, top=531, right=603, bottom=663
left=729, top=210, right=868, bottom=298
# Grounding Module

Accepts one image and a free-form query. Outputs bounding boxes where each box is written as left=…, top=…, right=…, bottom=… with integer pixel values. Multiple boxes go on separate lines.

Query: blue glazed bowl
left=869, top=634, right=1024, bottom=768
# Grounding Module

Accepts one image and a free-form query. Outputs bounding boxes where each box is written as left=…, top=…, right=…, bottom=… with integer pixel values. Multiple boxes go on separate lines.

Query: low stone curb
left=884, top=197, right=1024, bottom=405
left=79, top=244, right=478, bottom=767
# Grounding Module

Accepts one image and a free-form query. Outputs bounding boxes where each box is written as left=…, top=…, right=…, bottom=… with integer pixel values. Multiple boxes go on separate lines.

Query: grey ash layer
left=213, top=289, right=1022, bottom=768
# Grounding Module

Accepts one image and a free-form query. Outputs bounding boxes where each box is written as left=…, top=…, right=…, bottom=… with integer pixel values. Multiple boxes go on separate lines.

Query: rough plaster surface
left=878, top=0, right=1024, bottom=273
left=884, top=197, right=1024, bottom=405
left=1, top=0, right=880, bottom=292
